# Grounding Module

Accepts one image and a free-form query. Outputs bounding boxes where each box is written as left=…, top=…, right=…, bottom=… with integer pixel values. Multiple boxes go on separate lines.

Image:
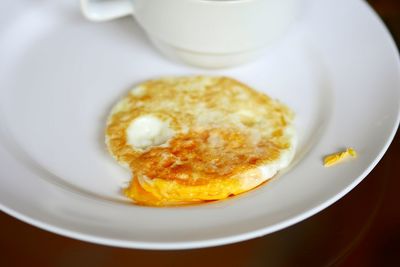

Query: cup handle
left=80, top=0, right=134, bottom=21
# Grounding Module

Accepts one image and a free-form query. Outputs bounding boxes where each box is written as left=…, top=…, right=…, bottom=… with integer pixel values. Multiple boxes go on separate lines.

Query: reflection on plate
left=0, top=0, right=399, bottom=249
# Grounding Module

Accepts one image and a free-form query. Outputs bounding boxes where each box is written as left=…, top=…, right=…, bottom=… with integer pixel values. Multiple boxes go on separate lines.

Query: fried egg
left=105, top=76, right=296, bottom=206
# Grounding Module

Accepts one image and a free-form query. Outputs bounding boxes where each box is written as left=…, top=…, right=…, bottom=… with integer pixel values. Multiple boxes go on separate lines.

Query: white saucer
left=0, top=0, right=399, bottom=249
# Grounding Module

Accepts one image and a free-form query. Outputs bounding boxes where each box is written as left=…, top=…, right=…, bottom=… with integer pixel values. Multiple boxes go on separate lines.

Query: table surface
left=1, top=1, right=399, bottom=266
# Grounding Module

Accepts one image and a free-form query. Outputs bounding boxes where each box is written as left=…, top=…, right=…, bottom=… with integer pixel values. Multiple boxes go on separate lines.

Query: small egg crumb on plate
left=323, top=148, right=357, bottom=167
left=105, top=76, right=297, bottom=206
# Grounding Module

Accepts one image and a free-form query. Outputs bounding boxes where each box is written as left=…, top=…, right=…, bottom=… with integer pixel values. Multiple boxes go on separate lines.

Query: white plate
left=0, top=0, right=399, bottom=249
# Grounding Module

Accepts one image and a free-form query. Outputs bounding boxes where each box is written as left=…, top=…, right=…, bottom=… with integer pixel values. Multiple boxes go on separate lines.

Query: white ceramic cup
left=81, top=0, right=300, bottom=68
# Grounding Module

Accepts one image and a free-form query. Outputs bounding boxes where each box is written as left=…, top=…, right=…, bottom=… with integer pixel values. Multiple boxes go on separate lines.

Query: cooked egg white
left=105, top=76, right=296, bottom=206
left=126, top=115, right=175, bottom=150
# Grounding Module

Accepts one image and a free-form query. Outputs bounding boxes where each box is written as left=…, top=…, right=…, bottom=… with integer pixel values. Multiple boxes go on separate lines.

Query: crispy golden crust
left=105, top=76, right=295, bottom=205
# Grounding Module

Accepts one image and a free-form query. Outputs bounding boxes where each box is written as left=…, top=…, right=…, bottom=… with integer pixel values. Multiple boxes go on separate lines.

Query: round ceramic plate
left=0, top=0, right=399, bottom=249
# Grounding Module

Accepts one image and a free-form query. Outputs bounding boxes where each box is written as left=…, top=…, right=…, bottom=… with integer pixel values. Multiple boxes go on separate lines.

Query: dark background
left=1, top=1, right=399, bottom=266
